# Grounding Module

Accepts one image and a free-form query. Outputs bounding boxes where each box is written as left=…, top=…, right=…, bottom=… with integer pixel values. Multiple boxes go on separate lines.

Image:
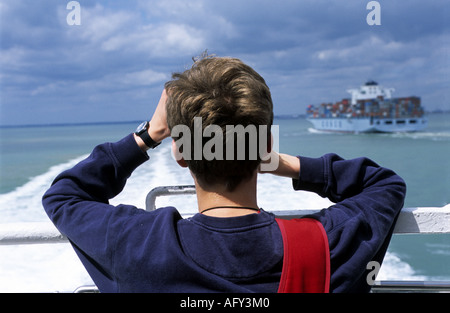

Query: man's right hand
left=134, top=89, right=171, bottom=152
left=148, top=89, right=171, bottom=143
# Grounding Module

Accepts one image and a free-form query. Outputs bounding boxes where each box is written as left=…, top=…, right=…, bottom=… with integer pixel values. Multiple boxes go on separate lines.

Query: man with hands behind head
left=43, top=56, right=406, bottom=293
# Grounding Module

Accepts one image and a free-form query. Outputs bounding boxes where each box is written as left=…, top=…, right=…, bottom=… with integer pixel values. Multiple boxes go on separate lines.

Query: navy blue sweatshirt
left=42, top=134, right=406, bottom=293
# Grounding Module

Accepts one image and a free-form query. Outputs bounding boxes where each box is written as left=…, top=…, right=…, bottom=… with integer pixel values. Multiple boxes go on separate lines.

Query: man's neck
left=194, top=173, right=259, bottom=217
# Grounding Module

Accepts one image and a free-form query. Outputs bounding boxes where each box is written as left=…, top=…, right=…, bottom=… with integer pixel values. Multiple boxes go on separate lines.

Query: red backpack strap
left=276, top=218, right=330, bottom=293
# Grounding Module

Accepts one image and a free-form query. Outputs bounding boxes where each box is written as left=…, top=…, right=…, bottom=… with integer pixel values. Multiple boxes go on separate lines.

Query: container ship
left=306, top=81, right=428, bottom=133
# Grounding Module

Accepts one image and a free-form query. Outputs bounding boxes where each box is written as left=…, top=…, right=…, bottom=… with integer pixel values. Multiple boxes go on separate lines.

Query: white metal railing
left=1, top=185, right=449, bottom=292
left=1, top=185, right=449, bottom=245
left=145, top=185, right=196, bottom=211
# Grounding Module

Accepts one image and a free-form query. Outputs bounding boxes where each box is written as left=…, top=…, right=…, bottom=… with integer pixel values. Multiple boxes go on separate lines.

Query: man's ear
left=172, top=139, right=188, bottom=168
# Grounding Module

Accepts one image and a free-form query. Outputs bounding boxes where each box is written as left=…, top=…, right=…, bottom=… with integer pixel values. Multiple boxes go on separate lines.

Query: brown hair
left=165, top=56, right=273, bottom=191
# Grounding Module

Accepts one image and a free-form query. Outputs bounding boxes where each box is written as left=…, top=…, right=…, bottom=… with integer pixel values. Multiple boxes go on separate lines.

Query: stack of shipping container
left=307, top=96, right=424, bottom=119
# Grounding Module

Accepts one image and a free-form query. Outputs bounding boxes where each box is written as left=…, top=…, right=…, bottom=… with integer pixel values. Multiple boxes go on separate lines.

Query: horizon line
left=2, top=110, right=449, bottom=128
left=0, top=114, right=309, bottom=129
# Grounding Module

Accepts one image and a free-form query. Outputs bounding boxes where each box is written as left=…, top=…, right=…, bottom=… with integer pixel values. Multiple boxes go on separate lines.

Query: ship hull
left=307, top=117, right=428, bottom=133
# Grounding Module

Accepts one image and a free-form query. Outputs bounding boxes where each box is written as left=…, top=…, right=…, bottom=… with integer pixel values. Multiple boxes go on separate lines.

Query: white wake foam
left=0, top=154, right=89, bottom=223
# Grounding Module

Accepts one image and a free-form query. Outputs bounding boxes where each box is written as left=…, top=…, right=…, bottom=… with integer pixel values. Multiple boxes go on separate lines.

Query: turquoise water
left=2, top=114, right=449, bottom=206
left=0, top=122, right=136, bottom=193
left=279, top=113, right=450, bottom=208
left=0, top=114, right=449, bottom=291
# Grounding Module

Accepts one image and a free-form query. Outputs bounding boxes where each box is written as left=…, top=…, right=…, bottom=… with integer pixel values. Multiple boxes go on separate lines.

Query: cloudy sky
left=1, top=0, right=449, bottom=126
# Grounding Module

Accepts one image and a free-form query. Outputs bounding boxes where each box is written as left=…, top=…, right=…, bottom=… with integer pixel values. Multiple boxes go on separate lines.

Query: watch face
left=136, top=121, right=147, bottom=133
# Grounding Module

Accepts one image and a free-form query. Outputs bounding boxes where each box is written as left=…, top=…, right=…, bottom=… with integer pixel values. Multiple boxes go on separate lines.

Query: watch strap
left=136, top=122, right=161, bottom=149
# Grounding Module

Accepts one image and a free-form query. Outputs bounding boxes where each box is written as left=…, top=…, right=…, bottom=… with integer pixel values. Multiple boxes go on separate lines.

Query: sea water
left=0, top=114, right=449, bottom=292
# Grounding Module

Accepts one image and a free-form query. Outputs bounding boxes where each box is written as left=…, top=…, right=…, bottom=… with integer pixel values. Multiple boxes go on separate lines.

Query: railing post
left=145, top=185, right=196, bottom=211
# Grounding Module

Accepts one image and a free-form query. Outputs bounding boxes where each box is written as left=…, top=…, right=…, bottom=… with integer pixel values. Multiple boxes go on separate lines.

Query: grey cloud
left=1, top=0, right=448, bottom=125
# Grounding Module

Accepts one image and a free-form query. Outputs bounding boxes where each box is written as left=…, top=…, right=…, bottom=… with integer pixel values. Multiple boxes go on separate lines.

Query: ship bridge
left=347, top=81, right=395, bottom=105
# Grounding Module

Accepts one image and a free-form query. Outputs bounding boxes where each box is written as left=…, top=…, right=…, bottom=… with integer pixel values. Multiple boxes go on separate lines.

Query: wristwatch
left=135, top=121, right=161, bottom=149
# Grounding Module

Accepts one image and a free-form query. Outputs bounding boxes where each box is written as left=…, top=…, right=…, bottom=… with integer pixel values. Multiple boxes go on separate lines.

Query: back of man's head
left=165, top=55, right=274, bottom=191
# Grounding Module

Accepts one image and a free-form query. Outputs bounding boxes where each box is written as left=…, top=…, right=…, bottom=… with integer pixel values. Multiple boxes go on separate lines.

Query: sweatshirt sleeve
left=42, top=134, right=149, bottom=211
left=41, top=134, right=150, bottom=290
left=293, top=153, right=406, bottom=293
